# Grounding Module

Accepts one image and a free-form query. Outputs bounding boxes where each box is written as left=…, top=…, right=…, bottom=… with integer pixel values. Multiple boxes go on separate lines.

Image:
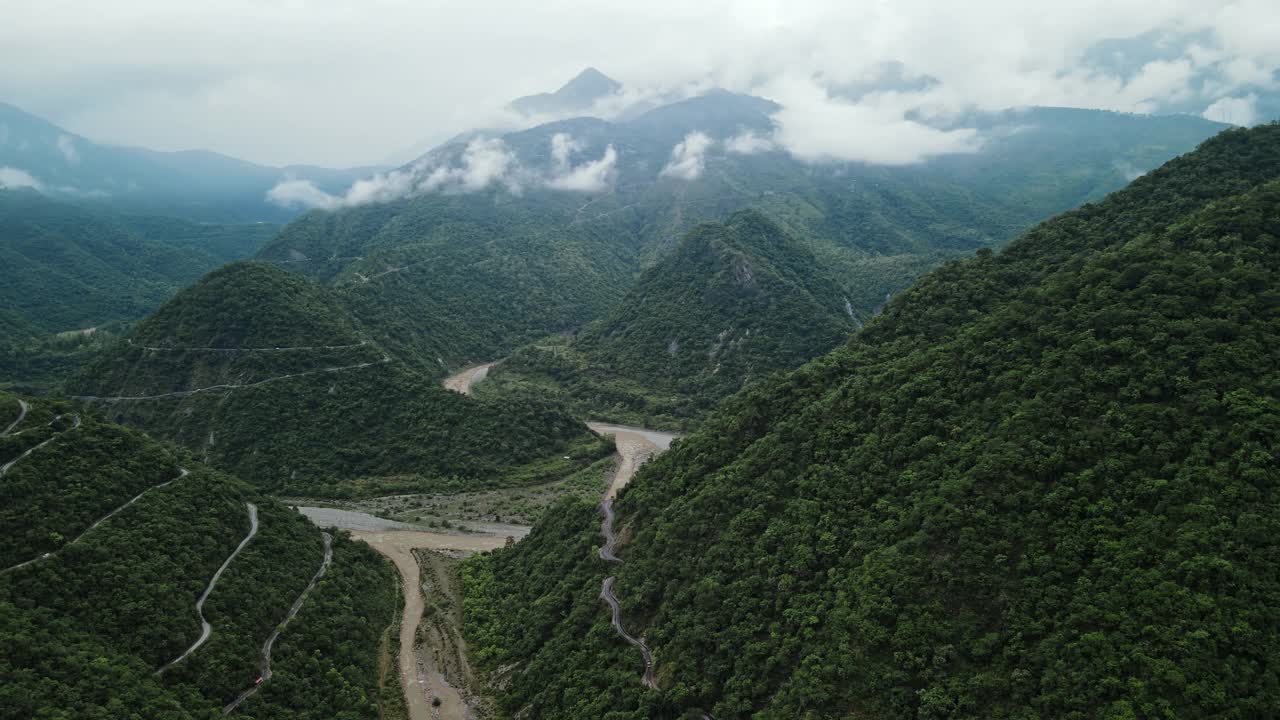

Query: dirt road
left=443, top=362, right=497, bottom=395
left=587, top=422, right=678, bottom=499
left=351, top=530, right=509, bottom=720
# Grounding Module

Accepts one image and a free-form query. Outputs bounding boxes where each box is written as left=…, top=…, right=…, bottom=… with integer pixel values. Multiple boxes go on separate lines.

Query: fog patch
left=660, top=131, right=713, bottom=180
left=0, top=166, right=42, bottom=190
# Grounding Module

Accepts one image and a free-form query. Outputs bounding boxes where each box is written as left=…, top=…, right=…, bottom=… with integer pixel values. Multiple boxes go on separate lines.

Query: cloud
left=25, top=2, right=1273, bottom=167
left=660, top=131, right=714, bottom=180
left=724, top=130, right=775, bottom=154
left=265, top=178, right=339, bottom=210
left=1202, top=93, right=1259, bottom=125
left=764, top=77, right=981, bottom=164
left=550, top=132, right=583, bottom=170
left=0, top=166, right=42, bottom=190
left=267, top=137, right=521, bottom=209
left=546, top=143, right=618, bottom=192
left=55, top=134, right=79, bottom=165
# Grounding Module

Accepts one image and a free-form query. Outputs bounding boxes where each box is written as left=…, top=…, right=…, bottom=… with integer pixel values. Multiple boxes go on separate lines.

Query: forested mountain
left=258, top=93, right=1226, bottom=369
left=462, top=123, right=1280, bottom=718
left=0, top=190, right=275, bottom=334
left=68, top=262, right=604, bottom=496
left=0, top=189, right=278, bottom=389
left=478, top=211, right=857, bottom=426
left=0, top=392, right=400, bottom=718
left=0, top=101, right=379, bottom=223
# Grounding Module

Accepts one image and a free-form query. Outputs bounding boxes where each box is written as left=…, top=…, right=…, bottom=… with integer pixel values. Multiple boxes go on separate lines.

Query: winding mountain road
left=74, top=357, right=390, bottom=403
left=128, top=339, right=368, bottom=352
left=0, top=414, right=81, bottom=477
left=600, top=576, right=657, bottom=688
left=1, top=399, right=28, bottom=437
left=587, top=422, right=679, bottom=689
left=158, top=502, right=260, bottom=674
left=0, top=467, right=191, bottom=575
left=223, top=532, right=333, bottom=714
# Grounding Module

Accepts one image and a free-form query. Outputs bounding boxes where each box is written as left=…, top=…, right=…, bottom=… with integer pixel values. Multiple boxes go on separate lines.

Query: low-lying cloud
left=725, top=130, right=776, bottom=154
left=0, top=166, right=42, bottom=190
left=1202, top=93, right=1259, bottom=125
left=660, top=131, right=714, bottom=180
left=764, top=76, right=982, bottom=164
left=546, top=138, right=618, bottom=192
left=268, top=132, right=620, bottom=210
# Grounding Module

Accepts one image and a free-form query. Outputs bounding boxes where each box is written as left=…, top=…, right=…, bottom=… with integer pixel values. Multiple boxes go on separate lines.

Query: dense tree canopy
left=463, top=124, right=1280, bottom=719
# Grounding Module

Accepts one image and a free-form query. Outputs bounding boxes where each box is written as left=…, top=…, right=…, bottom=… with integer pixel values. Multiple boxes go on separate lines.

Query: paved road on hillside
left=1, top=467, right=192, bottom=575
left=588, top=422, right=679, bottom=689
left=600, top=576, right=658, bottom=688
left=128, top=339, right=368, bottom=352
left=158, top=502, right=260, bottom=674
left=73, top=357, right=389, bottom=402
left=0, top=414, right=81, bottom=477
left=224, top=532, right=333, bottom=714
left=1, top=399, right=28, bottom=437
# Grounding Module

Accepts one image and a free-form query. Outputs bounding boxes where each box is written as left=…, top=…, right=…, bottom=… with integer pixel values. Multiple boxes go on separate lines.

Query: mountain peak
left=510, top=67, right=621, bottom=117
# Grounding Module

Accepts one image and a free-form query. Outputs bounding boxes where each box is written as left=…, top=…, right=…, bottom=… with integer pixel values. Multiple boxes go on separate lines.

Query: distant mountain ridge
left=0, top=101, right=382, bottom=222
left=259, top=89, right=1227, bottom=377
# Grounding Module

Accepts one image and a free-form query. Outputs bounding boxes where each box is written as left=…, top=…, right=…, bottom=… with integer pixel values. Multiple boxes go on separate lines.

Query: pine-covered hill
left=462, top=124, right=1280, bottom=719
left=0, top=393, right=400, bottom=719
left=480, top=211, right=858, bottom=426
left=67, top=262, right=602, bottom=496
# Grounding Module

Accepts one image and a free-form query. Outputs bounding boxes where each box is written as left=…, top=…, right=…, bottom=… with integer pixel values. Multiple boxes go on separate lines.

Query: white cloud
left=14, top=2, right=1276, bottom=166
left=660, top=131, right=714, bottom=180
left=765, top=77, right=981, bottom=165
left=419, top=137, right=520, bottom=193
left=1202, top=93, right=1259, bottom=125
left=546, top=144, right=617, bottom=192
left=267, top=137, right=520, bottom=209
left=725, top=130, right=775, bottom=154
left=265, top=178, right=339, bottom=210
left=0, top=166, right=43, bottom=190
left=55, top=134, right=79, bottom=165
left=550, top=132, right=583, bottom=170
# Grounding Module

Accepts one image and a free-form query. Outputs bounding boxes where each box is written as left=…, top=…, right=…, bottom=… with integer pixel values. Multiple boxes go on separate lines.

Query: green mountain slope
left=462, top=124, right=1280, bottom=719
left=0, top=189, right=279, bottom=389
left=480, top=211, right=857, bottom=425
left=0, top=392, right=399, bottom=718
left=68, top=262, right=604, bottom=496
left=257, top=99, right=1224, bottom=370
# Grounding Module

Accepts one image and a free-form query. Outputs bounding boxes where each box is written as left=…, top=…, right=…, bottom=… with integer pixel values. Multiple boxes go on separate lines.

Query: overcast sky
left=2, top=0, right=1277, bottom=167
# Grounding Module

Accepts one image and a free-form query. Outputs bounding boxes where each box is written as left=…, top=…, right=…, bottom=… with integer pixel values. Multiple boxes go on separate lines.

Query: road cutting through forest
left=224, top=532, right=333, bottom=714
left=158, top=502, right=259, bottom=674
left=1, top=399, right=28, bottom=436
